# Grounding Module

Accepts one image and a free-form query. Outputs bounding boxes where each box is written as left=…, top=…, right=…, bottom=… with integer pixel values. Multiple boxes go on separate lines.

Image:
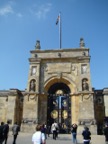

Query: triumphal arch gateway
left=0, top=38, right=108, bottom=134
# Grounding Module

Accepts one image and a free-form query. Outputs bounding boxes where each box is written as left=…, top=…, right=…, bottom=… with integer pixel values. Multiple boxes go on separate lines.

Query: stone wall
left=0, top=89, right=23, bottom=125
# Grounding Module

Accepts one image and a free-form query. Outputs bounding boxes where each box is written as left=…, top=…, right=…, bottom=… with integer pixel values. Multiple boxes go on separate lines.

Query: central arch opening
left=47, top=82, right=71, bottom=133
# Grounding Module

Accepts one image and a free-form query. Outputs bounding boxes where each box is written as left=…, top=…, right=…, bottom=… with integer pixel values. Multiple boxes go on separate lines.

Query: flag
left=56, top=15, right=60, bottom=25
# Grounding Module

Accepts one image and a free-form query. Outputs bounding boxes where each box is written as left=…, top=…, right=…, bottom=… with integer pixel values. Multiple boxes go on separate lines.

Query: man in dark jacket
left=12, top=122, right=20, bottom=144
left=0, top=122, right=4, bottom=144
left=82, top=126, right=91, bottom=144
left=104, top=124, right=108, bottom=144
left=3, top=121, right=10, bottom=144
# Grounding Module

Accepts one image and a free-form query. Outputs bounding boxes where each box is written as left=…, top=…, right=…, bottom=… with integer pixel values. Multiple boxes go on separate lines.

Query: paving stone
left=6, top=132, right=105, bottom=144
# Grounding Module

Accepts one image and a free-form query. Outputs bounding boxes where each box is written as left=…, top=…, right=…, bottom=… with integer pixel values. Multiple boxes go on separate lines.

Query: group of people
left=32, top=121, right=59, bottom=144
left=32, top=122, right=92, bottom=144
left=32, top=122, right=91, bottom=144
left=71, top=123, right=91, bottom=144
left=71, top=123, right=108, bottom=144
left=0, top=121, right=20, bottom=144
left=1, top=120, right=108, bottom=144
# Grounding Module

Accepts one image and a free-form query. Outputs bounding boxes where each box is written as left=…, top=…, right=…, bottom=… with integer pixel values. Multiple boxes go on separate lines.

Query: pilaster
left=21, top=92, right=38, bottom=132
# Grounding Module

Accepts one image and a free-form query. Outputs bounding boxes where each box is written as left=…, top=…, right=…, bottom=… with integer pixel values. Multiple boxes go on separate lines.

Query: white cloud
left=0, top=2, right=52, bottom=19
left=31, top=3, right=52, bottom=19
left=0, top=4, right=14, bottom=16
left=16, top=13, right=23, bottom=18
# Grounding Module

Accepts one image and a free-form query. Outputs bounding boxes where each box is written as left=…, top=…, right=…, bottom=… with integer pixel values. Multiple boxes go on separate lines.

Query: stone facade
left=0, top=38, right=108, bottom=134
left=0, top=89, right=23, bottom=125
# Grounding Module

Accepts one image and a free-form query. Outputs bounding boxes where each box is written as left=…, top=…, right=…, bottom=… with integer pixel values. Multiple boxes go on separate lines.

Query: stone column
left=7, top=95, right=16, bottom=125
left=71, top=95, right=79, bottom=124
left=77, top=93, right=97, bottom=134
left=103, top=88, right=108, bottom=117
left=0, top=96, right=7, bottom=122
left=38, top=93, right=47, bottom=124
left=21, top=93, right=38, bottom=132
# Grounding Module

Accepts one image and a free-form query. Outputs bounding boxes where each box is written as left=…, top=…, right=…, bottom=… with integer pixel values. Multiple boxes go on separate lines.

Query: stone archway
left=47, top=82, right=71, bottom=133
left=44, top=76, right=76, bottom=94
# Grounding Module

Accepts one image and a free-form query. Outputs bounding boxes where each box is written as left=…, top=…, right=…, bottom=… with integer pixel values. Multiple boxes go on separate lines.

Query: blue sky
left=0, top=0, right=108, bottom=90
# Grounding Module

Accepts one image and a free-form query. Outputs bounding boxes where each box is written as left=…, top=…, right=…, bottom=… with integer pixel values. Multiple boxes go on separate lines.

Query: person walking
left=71, top=123, right=78, bottom=144
left=104, top=123, right=108, bottom=144
left=3, top=121, right=10, bottom=144
left=12, top=122, right=20, bottom=144
left=47, top=124, right=51, bottom=137
left=41, top=124, right=47, bottom=139
left=82, top=126, right=91, bottom=144
left=51, top=121, right=58, bottom=140
left=32, top=124, right=46, bottom=144
left=0, top=122, right=4, bottom=144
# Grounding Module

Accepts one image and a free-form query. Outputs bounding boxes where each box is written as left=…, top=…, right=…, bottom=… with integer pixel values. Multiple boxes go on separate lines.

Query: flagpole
left=59, top=12, right=62, bottom=49
left=56, top=12, right=62, bottom=49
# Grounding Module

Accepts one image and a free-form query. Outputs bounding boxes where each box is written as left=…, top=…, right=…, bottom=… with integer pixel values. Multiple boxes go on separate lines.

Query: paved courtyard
left=7, top=132, right=105, bottom=144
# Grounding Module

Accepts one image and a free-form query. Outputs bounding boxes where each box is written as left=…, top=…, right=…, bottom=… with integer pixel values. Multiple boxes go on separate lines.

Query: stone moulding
left=78, top=119, right=96, bottom=125
left=22, top=118, right=37, bottom=125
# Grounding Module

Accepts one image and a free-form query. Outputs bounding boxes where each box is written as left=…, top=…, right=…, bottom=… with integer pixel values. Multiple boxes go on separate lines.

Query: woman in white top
left=32, top=124, right=46, bottom=144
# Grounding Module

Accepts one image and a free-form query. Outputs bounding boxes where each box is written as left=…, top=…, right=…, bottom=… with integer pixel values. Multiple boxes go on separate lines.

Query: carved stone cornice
left=29, top=58, right=41, bottom=63
left=103, top=88, right=108, bottom=95
left=30, top=48, right=89, bottom=53
left=70, top=91, right=94, bottom=96
left=78, top=118, right=96, bottom=125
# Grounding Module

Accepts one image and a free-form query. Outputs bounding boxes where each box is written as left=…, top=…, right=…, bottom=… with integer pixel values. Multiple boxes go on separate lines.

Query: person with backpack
left=12, top=122, right=20, bottom=144
left=51, top=121, right=58, bottom=140
left=82, top=126, right=91, bottom=144
left=3, top=121, right=10, bottom=144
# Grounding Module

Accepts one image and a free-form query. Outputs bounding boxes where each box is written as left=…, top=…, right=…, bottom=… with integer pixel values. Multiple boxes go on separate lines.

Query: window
left=31, top=66, right=36, bottom=76
left=81, top=64, right=87, bottom=74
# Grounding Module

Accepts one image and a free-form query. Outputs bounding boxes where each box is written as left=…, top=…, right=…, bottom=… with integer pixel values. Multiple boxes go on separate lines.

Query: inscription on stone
left=46, top=63, right=71, bottom=73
